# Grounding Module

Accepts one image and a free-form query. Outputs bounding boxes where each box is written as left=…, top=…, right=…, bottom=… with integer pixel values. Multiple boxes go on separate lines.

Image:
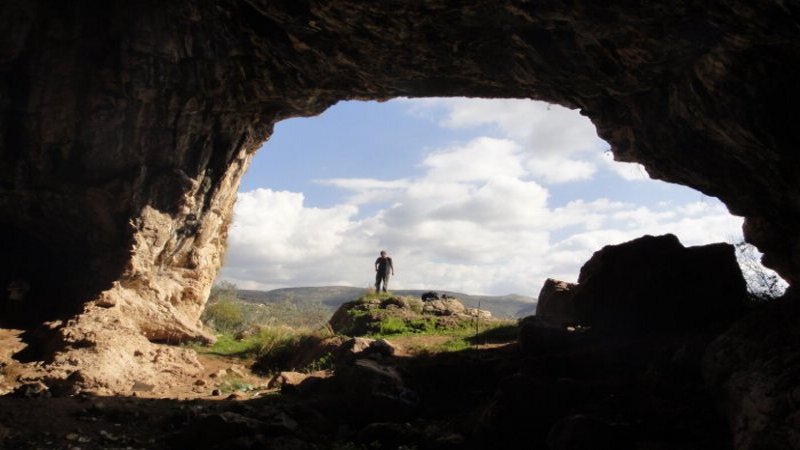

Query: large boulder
left=422, top=298, right=466, bottom=316
left=518, top=316, right=580, bottom=354
left=328, top=294, right=484, bottom=337
left=535, top=278, right=578, bottom=326
left=572, top=234, right=747, bottom=333
left=328, top=299, right=384, bottom=336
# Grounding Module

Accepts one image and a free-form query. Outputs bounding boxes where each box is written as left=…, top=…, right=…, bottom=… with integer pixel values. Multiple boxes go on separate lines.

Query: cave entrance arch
left=218, top=98, right=747, bottom=302
left=0, top=5, right=796, bottom=429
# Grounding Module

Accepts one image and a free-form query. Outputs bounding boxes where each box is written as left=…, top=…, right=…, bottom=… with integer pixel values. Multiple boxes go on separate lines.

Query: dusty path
left=0, top=340, right=277, bottom=449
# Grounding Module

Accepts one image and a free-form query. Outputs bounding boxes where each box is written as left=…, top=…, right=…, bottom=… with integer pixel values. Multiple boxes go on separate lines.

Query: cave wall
left=1, top=0, right=799, bottom=400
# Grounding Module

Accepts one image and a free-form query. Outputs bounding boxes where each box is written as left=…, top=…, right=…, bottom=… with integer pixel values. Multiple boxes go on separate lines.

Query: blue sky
left=220, top=98, right=745, bottom=295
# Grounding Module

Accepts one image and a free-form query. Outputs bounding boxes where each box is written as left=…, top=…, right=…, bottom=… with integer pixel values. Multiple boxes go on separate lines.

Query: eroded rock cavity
left=0, top=0, right=798, bottom=427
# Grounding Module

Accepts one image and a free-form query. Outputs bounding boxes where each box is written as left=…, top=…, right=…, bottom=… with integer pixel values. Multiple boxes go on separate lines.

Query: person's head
left=380, top=250, right=387, bottom=256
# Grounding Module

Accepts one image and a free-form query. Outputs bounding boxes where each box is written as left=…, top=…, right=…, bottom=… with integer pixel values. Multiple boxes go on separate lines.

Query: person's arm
left=375, top=258, right=379, bottom=272
left=390, top=258, right=395, bottom=275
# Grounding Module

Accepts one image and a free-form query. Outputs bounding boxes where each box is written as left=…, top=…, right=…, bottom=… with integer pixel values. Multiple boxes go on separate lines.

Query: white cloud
left=223, top=188, right=363, bottom=289
left=421, top=137, right=525, bottom=182
left=526, top=157, right=597, bottom=183
left=316, top=178, right=410, bottom=190
left=221, top=98, right=750, bottom=296
left=411, top=98, right=604, bottom=157
left=315, top=178, right=410, bottom=205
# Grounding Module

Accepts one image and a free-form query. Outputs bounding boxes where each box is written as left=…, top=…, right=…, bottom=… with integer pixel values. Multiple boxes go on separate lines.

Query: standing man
left=374, top=250, right=394, bottom=293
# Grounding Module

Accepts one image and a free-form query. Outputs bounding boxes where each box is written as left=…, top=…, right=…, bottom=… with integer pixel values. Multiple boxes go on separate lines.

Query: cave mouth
left=218, top=97, right=753, bottom=300
left=0, top=221, right=125, bottom=359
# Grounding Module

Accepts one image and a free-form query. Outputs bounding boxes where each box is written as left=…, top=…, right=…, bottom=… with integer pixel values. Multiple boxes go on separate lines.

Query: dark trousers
left=375, top=271, right=390, bottom=292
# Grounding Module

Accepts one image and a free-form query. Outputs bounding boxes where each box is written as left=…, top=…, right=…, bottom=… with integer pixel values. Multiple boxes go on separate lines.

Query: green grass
left=194, top=325, right=323, bottom=357
left=356, top=290, right=394, bottom=302
left=379, top=316, right=408, bottom=335
left=438, top=337, right=472, bottom=352
left=198, top=333, right=263, bottom=357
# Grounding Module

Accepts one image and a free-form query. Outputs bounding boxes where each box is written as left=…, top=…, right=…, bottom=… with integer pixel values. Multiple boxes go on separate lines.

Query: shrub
left=202, top=299, right=245, bottom=333
left=249, top=326, right=334, bottom=374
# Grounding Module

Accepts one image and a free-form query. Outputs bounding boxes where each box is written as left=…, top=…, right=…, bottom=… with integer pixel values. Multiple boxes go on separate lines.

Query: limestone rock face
left=1, top=0, right=799, bottom=395
left=535, top=278, right=578, bottom=326
left=572, top=234, right=748, bottom=333
left=422, top=298, right=467, bottom=316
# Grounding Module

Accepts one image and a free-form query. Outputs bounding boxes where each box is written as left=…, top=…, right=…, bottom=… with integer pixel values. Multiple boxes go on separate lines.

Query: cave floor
left=0, top=327, right=733, bottom=449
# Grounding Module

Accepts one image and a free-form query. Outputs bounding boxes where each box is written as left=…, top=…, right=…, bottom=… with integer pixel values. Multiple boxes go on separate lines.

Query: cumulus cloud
left=220, top=98, right=748, bottom=296
left=315, top=178, right=410, bottom=205
left=407, top=98, right=604, bottom=157
left=526, top=157, right=597, bottom=183
left=404, top=97, right=652, bottom=185
left=223, top=189, right=363, bottom=289
left=420, top=137, right=525, bottom=182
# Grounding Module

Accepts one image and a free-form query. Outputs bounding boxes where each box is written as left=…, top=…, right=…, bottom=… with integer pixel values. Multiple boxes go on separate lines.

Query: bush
left=202, top=299, right=245, bottom=333
left=250, top=326, right=334, bottom=374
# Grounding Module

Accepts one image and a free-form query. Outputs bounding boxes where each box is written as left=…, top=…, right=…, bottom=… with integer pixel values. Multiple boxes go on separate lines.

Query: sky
left=219, top=98, right=747, bottom=296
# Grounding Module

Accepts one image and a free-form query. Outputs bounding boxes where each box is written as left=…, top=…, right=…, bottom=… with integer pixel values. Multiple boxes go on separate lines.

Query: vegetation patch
left=202, top=281, right=331, bottom=334
left=197, top=283, right=521, bottom=370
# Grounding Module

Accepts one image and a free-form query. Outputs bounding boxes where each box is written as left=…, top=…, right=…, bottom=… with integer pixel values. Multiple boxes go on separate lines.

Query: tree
left=203, top=280, right=244, bottom=332
left=209, top=280, right=238, bottom=303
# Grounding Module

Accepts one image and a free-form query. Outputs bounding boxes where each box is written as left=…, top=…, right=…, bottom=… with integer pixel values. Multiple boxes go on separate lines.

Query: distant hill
left=237, top=286, right=537, bottom=319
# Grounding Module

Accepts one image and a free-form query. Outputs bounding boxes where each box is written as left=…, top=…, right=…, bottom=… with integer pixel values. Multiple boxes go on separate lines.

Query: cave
left=1, top=1, right=799, bottom=448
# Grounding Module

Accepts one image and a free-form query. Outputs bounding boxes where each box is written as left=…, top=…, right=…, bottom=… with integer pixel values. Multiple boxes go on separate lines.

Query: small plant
left=303, top=352, right=335, bottom=373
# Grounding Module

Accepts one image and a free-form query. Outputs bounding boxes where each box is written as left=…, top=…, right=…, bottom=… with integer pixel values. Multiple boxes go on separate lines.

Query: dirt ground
left=0, top=327, right=514, bottom=449
left=0, top=326, right=284, bottom=449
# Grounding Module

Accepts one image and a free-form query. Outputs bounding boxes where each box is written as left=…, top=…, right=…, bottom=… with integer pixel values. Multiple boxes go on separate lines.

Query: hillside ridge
left=237, top=286, right=537, bottom=318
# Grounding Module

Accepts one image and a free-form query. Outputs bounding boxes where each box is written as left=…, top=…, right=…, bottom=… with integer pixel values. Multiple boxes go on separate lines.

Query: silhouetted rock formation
left=573, top=234, right=748, bottom=333
left=535, top=234, right=748, bottom=334
left=535, top=278, right=578, bottom=326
